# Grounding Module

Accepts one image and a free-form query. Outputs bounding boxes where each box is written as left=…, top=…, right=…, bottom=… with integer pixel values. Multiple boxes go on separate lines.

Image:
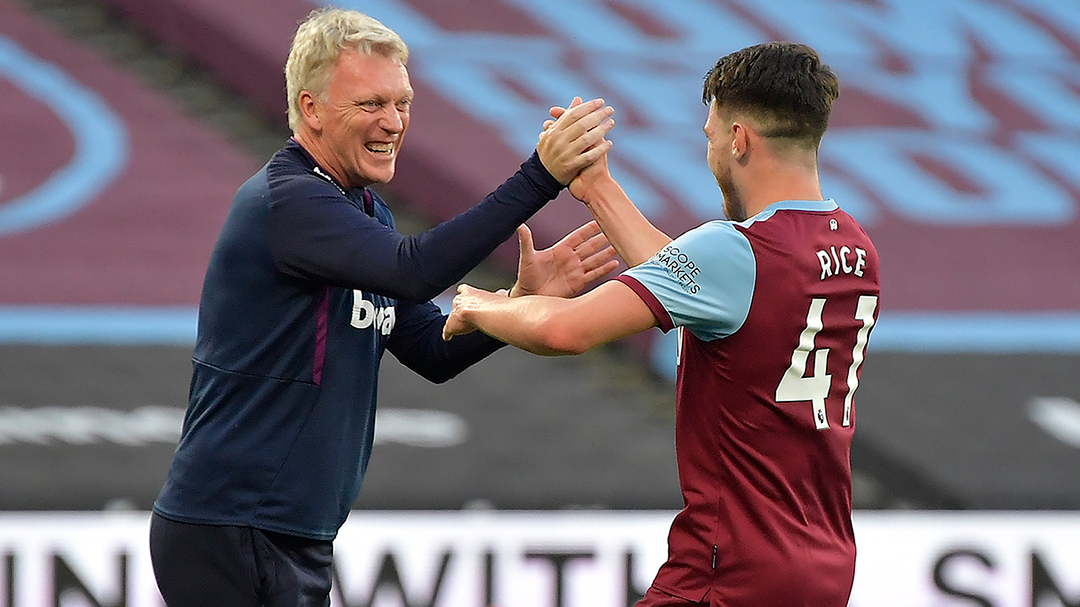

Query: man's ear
left=298, top=90, right=322, bottom=132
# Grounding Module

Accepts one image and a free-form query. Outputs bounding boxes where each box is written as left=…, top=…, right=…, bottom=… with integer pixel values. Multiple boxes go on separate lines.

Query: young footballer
left=444, top=42, right=880, bottom=607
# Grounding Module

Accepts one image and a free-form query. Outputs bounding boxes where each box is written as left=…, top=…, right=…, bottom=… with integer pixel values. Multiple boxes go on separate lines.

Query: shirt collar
left=288, top=138, right=373, bottom=209
left=738, top=198, right=838, bottom=227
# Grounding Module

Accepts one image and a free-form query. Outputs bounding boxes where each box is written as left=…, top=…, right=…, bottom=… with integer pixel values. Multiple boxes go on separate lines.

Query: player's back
left=662, top=202, right=879, bottom=606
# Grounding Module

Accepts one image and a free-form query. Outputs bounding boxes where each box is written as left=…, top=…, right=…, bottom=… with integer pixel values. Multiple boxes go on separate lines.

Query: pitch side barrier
left=0, top=511, right=1076, bottom=607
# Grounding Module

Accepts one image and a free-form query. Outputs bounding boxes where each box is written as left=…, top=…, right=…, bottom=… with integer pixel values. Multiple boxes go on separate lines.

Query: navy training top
left=153, top=140, right=563, bottom=539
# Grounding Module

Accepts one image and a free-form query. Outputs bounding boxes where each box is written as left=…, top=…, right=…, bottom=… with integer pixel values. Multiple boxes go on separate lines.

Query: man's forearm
left=581, top=177, right=671, bottom=267
left=407, top=152, right=561, bottom=298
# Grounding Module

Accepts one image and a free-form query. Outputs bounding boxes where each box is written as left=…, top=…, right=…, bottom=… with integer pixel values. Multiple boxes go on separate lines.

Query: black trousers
left=149, top=513, right=333, bottom=607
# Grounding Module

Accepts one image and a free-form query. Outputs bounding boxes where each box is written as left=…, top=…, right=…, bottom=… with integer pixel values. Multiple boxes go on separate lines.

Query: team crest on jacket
left=350, top=290, right=395, bottom=335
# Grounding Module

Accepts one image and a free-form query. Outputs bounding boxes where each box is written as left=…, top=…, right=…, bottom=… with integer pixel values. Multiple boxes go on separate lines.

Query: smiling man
left=147, top=8, right=617, bottom=607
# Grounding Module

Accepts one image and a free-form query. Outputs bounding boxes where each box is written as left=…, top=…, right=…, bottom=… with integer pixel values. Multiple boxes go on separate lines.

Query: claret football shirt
left=618, top=199, right=880, bottom=607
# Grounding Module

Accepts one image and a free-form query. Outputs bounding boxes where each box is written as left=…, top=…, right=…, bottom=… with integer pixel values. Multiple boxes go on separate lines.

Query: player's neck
left=741, top=161, right=823, bottom=217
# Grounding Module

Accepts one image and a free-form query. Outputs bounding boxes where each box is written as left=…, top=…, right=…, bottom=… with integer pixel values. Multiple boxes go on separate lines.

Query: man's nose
left=382, top=106, right=404, bottom=133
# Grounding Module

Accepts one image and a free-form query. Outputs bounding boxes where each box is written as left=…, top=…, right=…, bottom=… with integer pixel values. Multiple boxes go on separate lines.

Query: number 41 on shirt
left=775, top=295, right=878, bottom=430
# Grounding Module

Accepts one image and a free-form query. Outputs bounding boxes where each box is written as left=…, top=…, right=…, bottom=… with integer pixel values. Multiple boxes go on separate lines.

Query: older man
left=149, top=8, right=616, bottom=607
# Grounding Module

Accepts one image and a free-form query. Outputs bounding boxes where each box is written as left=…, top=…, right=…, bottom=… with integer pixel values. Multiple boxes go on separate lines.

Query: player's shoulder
left=651, top=220, right=755, bottom=272
left=626, top=219, right=757, bottom=340
left=673, top=218, right=750, bottom=248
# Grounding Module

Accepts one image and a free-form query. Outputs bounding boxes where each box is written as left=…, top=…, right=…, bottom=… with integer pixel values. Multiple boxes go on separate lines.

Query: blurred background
left=1, top=0, right=1078, bottom=605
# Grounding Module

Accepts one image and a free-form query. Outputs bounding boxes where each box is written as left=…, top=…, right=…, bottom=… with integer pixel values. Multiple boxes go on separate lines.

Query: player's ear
left=731, top=121, right=748, bottom=161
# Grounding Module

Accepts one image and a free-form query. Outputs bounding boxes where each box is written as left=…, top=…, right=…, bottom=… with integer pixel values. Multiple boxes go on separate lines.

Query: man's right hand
left=536, top=98, right=615, bottom=185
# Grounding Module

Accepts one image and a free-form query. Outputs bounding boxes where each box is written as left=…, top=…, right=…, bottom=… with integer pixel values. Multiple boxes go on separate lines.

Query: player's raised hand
left=510, top=221, right=619, bottom=299
left=537, top=97, right=615, bottom=185
left=546, top=100, right=617, bottom=204
left=568, top=147, right=615, bottom=205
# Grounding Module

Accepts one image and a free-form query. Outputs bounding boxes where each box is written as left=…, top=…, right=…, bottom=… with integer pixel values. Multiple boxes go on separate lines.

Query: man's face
left=317, top=49, right=413, bottom=188
left=703, top=102, right=745, bottom=221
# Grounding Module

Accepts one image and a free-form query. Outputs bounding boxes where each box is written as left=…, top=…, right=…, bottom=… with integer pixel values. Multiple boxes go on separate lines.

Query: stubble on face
left=704, top=102, right=747, bottom=222
left=718, top=172, right=747, bottom=222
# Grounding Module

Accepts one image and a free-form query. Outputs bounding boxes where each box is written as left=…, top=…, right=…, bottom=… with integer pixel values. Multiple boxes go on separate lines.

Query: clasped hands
left=442, top=98, right=619, bottom=341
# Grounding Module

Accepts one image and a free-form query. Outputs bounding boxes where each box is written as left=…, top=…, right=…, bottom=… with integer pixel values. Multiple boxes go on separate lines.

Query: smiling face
left=307, top=49, right=413, bottom=189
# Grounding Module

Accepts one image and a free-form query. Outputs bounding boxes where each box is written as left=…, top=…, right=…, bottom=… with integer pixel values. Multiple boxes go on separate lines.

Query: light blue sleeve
left=622, top=221, right=756, bottom=341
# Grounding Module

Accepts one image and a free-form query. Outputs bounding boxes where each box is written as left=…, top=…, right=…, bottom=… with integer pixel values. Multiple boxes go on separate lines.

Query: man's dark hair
left=702, top=41, right=839, bottom=150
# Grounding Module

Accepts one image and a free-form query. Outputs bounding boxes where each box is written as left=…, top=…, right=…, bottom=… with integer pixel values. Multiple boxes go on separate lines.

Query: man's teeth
left=366, top=142, right=393, bottom=154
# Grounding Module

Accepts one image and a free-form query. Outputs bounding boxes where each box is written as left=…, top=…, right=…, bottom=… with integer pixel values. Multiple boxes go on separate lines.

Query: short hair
left=285, top=8, right=409, bottom=132
left=702, top=41, right=839, bottom=151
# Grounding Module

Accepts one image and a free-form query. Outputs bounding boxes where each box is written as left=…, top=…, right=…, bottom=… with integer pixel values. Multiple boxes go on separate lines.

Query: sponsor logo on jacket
left=351, top=290, right=395, bottom=335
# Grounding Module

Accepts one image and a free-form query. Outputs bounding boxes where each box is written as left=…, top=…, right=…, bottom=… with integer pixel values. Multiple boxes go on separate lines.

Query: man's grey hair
left=285, top=8, right=409, bottom=132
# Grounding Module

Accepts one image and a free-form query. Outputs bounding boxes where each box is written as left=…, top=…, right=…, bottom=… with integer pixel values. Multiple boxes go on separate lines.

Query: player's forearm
left=581, top=176, right=671, bottom=267
left=463, top=297, right=587, bottom=356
